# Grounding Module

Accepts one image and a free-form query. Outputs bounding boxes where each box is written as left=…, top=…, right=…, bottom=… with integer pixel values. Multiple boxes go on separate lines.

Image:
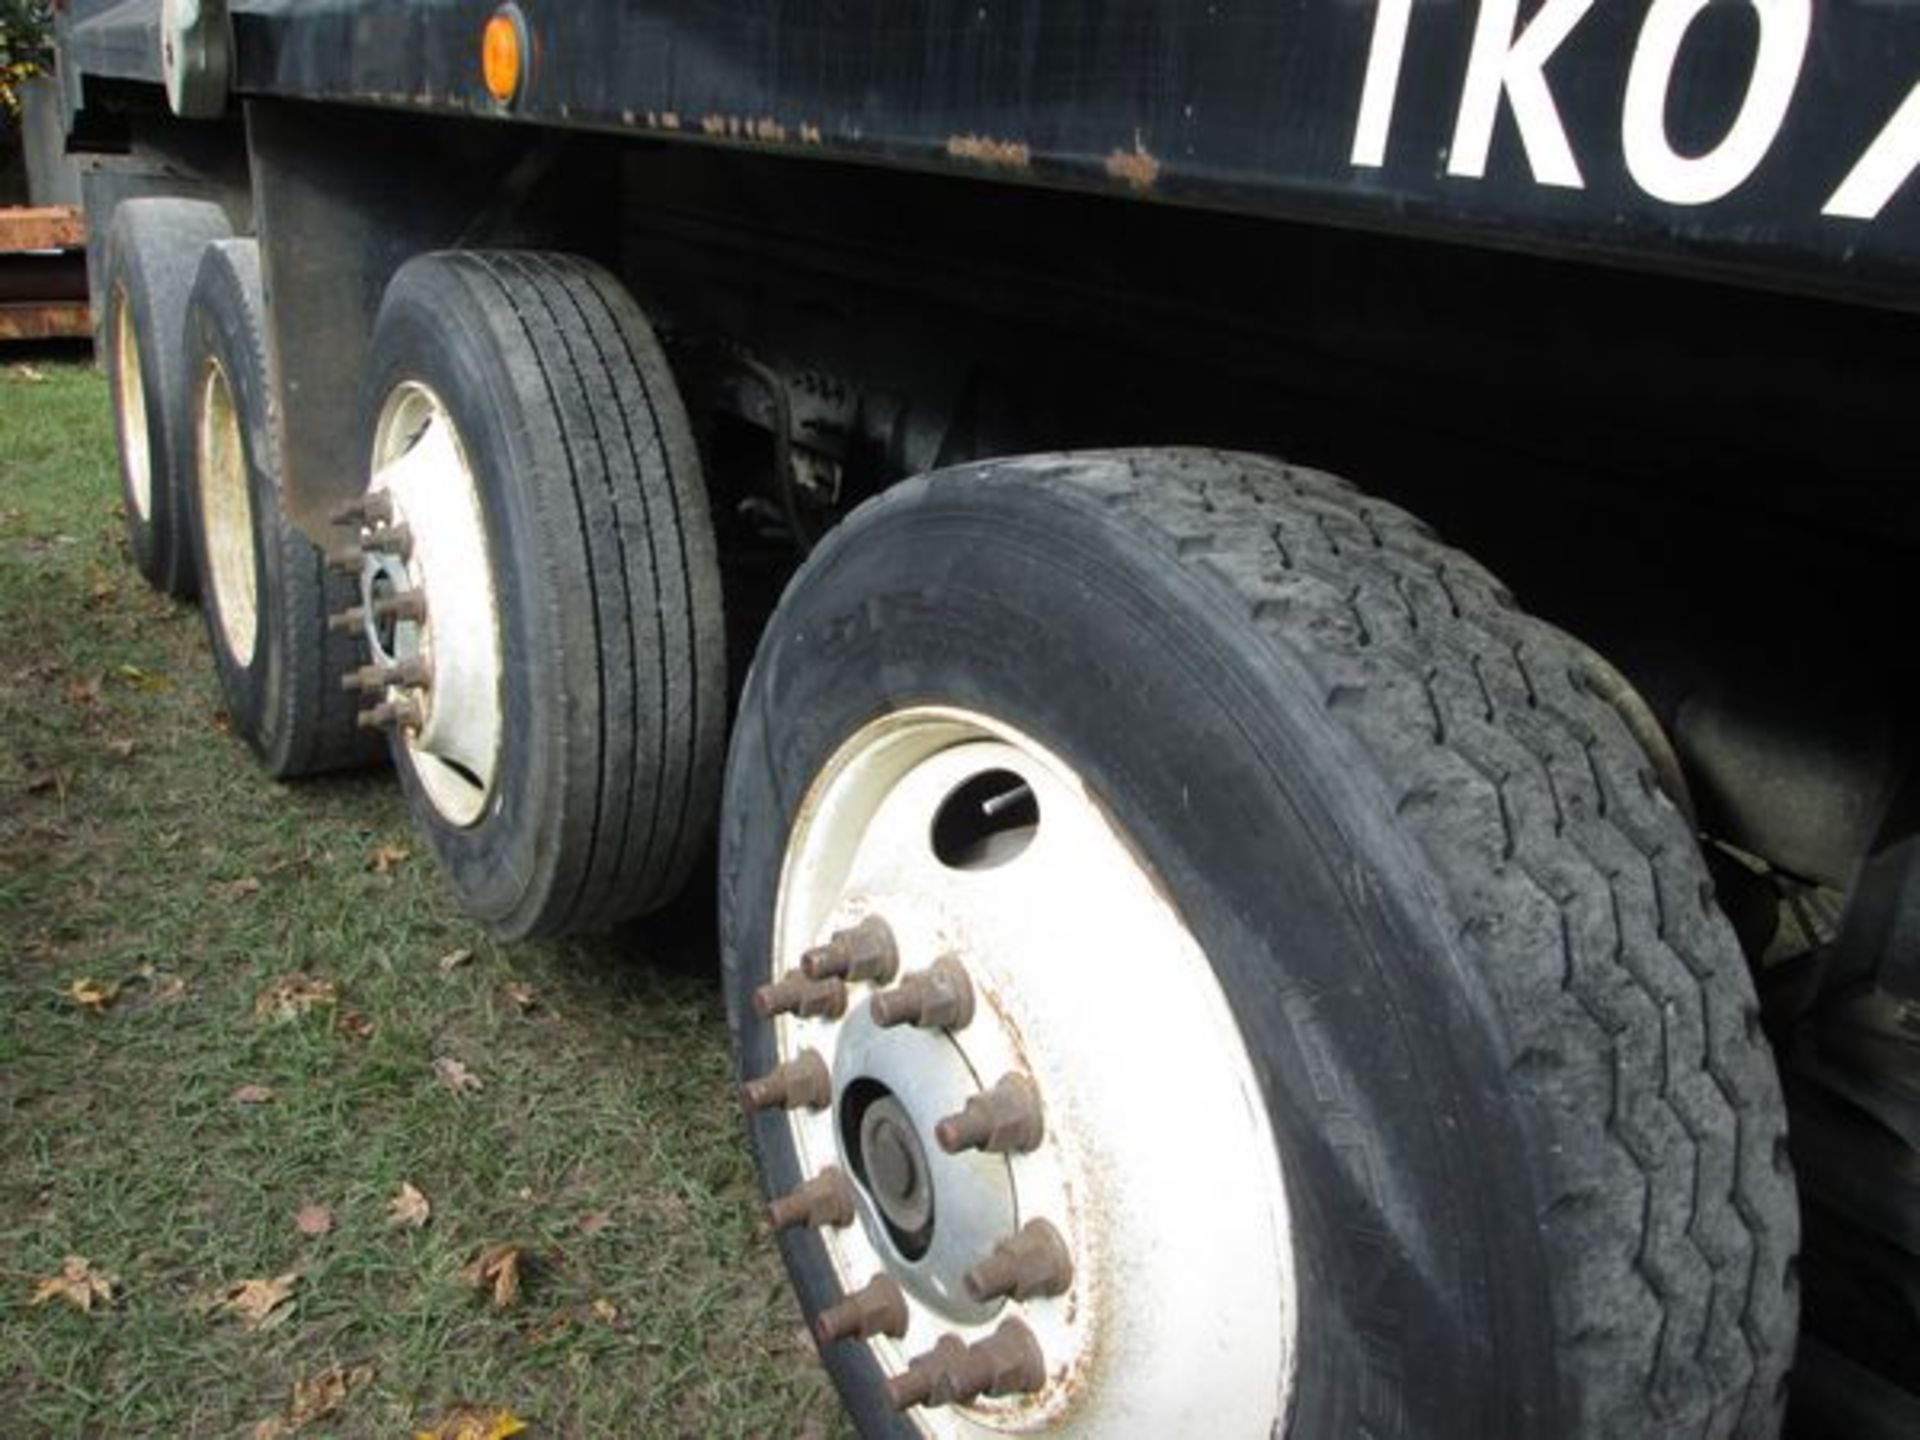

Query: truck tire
left=102, top=197, right=231, bottom=599
left=353, top=251, right=726, bottom=939
left=721, top=449, right=1798, bottom=1438
left=182, top=239, right=378, bottom=779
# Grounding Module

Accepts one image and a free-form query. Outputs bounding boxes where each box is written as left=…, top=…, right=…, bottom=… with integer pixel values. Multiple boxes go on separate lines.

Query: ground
left=0, top=350, right=848, bottom=1437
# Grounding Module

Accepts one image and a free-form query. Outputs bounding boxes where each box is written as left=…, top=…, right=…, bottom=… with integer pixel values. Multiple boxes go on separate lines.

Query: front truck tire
left=350, top=252, right=727, bottom=939
left=103, top=198, right=233, bottom=599
left=182, top=239, right=380, bottom=778
left=722, top=450, right=1798, bottom=1438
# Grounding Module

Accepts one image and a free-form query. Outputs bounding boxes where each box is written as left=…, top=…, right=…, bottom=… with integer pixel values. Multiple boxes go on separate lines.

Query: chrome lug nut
left=886, top=1318, right=1046, bottom=1411
left=964, top=1219, right=1074, bottom=1303
left=741, top=1050, right=832, bottom=1113
left=814, top=1274, right=909, bottom=1345
left=800, top=915, right=899, bottom=984
left=935, top=1073, right=1043, bottom=1155
left=754, top=971, right=849, bottom=1020
left=870, top=955, right=974, bottom=1030
left=357, top=697, right=423, bottom=731
left=768, top=1167, right=857, bottom=1231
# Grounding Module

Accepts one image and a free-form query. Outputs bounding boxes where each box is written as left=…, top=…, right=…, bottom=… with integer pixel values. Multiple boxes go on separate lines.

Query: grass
left=0, top=350, right=847, bottom=1437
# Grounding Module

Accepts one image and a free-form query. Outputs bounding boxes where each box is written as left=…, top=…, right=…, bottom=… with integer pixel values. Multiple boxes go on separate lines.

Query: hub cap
left=362, top=382, right=503, bottom=826
left=195, top=356, right=256, bottom=664
left=764, top=707, right=1297, bottom=1434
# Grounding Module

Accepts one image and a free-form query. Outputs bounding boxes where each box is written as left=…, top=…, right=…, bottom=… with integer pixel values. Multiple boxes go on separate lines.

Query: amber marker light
left=482, top=6, right=526, bottom=106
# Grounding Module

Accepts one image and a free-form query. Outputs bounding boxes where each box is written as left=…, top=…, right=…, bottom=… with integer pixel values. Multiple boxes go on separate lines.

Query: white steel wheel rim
left=195, top=357, right=257, bottom=664
left=113, top=289, right=153, bottom=522
left=366, top=382, right=503, bottom=828
left=771, top=706, right=1297, bottom=1436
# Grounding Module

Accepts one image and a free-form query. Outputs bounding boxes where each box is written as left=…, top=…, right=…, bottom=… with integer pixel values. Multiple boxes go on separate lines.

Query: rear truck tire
left=183, top=239, right=380, bottom=779
left=721, top=449, right=1798, bottom=1438
left=348, top=251, right=726, bottom=939
left=103, top=197, right=232, bottom=599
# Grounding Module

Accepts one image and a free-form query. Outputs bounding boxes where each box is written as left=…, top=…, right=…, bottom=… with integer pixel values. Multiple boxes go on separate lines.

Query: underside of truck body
left=57, top=1, right=1920, bottom=1434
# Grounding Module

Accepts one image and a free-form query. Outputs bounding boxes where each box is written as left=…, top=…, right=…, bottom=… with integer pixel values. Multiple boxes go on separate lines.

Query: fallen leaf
left=255, top=974, right=340, bottom=1023
left=499, top=981, right=538, bottom=1012
left=336, top=1010, right=376, bottom=1041
left=462, top=1244, right=522, bottom=1309
left=86, top=579, right=119, bottom=610
left=590, top=1297, right=619, bottom=1325
left=113, top=663, right=171, bottom=692
left=414, top=1407, right=529, bottom=1440
left=387, top=1182, right=432, bottom=1229
left=104, top=737, right=138, bottom=759
left=25, top=768, right=68, bottom=799
left=286, top=1362, right=374, bottom=1427
left=369, top=842, right=411, bottom=873
left=66, top=977, right=118, bottom=1013
left=7, top=363, right=47, bottom=383
left=433, top=1056, right=483, bottom=1095
left=211, top=875, right=263, bottom=902
left=203, top=1272, right=300, bottom=1330
left=294, top=1205, right=334, bottom=1238
left=436, top=948, right=474, bottom=974
left=231, top=1084, right=276, bottom=1106
left=63, top=675, right=102, bottom=708
left=576, top=1212, right=613, bottom=1237
left=30, top=1256, right=115, bottom=1312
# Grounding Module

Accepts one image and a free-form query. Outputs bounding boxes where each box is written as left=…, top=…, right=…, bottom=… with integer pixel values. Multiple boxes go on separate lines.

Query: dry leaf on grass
left=387, top=1181, right=432, bottom=1229
left=336, top=1010, right=376, bottom=1041
left=369, top=842, right=411, bottom=873
left=576, top=1212, right=613, bottom=1237
left=499, top=981, right=538, bottom=1012
left=30, top=1256, right=115, bottom=1312
left=294, top=1205, right=334, bottom=1238
left=433, top=1056, right=483, bottom=1095
left=211, top=875, right=264, bottom=902
left=65, top=977, right=118, bottom=1012
left=113, top=663, right=171, bottom=692
left=414, top=1406, right=528, bottom=1440
left=436, top=948, right=475, bottom=973
left=462, top=1244, right=523, bottom=1309
left=590, top=1297, right=620, bottom=1325
left=231, top=1084, right=276, bottom=1106
left=251, top=1360, right=375, bottom=1437
left=86, top=579, right=120, bottom=610
left=64, top=675, right=102, bottom=708
left=201, top=1272, right=300, bottom=1330
left=255, top=974, right=340, bottom=1023
left=7, top=363, right=47, bottom=383
left=104, top=736, right=137, bottom=759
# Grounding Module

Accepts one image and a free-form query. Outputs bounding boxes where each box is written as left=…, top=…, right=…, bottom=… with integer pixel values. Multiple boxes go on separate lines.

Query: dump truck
left=54, top=1, right=1920, bottom=1435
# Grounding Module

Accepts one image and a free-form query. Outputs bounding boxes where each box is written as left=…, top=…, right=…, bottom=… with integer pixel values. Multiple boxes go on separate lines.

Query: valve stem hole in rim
left=840, top=1079, right=936, bottom=1259
left=931, top=768, right=1039, bottom=870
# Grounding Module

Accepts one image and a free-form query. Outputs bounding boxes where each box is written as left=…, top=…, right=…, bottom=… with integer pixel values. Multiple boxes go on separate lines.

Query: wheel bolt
left=329, top=492, right=394, bottom=527
left=340, top=658, right=432, bottom=693
left=326, top=544, right=365, bottom=573
left=375, top=592, right=429, bottom=624
left=800, top=915, right=899, bottom=984
left=754, top=971, right=849, bottom=1020
left=327, top=605, right=367, bottom=635
left=374, top=523, right=415, bottom=561
left=885, top=1318, right=1046, bottom=1411
left=768, top=1166, right=857, bottom=1231
left=741, top=1050, right=832, bottom=1113
left=814, top=1274, right=909, bottom=1345
left=357, top=697, right=423, bottom=731
left=964, top=1219, right=1074, bottom=1303
left=870, top=956, right=974, bottom=1030
left=935, top=1073, right=1043, bottom=1155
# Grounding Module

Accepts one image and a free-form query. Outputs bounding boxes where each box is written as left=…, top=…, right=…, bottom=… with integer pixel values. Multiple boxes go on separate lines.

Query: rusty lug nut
left=325, top=544, right=365, bottom=573
left=327, top=605, right=367, bottom=635
left=814, top=1274, right=909, bottom=1345
left=885, top=1318, right=1047, bottom=1411
left=768, top=1166, right=857, bottom=1232
left=800, top=915, right=900, bottom=985
left=375, top=523, right=415, bottom=561
left=964, top=1219, right=1075, bottom=1303
left=356, top=697, right=423, bottom=731
left=870, top=955, right=974, bottom=1031
left=754, top=970, right=849, bottom=1021
left=741, top=1049, right=832, bottom=1113
left=328, top=492, right=393, bottom=527
left=935, top=1073, right=1044, bottom=1155
left=373, top=591, right=429, bottom=625
left=340, top=657, right=432, bottom=694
